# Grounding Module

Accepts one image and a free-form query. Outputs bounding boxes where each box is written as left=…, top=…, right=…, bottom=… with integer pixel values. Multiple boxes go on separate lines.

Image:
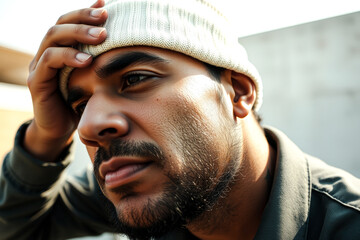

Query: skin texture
left=24, top=1, right=275, bottom=239
left=24, top=0, right=108, bottom=161
left=68, top=47, right=275, bottom=240
left=68, top=47, right=242, bottom=238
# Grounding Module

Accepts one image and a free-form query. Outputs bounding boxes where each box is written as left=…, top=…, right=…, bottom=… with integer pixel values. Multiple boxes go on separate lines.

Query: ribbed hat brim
left=60, top=0, right=263, bottom=111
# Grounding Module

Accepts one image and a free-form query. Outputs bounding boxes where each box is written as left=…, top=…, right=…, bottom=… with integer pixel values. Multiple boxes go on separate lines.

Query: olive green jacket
left=1, top=123, right=360, bottom=239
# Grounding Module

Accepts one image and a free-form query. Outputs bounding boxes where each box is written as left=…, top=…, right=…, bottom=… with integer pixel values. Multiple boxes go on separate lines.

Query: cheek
left=145, top=78, right=230, bottom=165
left=169, top=76, right=232, bottom=132
left=86, top=146, right=97, bottom=163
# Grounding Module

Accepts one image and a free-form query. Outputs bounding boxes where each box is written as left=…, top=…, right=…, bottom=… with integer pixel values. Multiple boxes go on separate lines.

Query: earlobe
left=231, top=72, right=256, bottom=119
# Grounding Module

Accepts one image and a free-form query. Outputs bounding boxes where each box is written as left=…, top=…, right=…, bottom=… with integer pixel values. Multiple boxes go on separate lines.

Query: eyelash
left=73, top=101, right=88, bottom=116
left=121, top=72, right=155, bottom=90
left=72, top=72, right=158, bottom=116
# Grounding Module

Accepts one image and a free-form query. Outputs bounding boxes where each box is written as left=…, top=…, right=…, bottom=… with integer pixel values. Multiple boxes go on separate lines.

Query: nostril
left=98, top=128, right=117, bottom=137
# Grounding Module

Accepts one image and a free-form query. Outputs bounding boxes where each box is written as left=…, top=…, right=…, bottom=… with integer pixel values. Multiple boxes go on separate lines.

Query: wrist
left=23, top=120, right=74, bottom=162
left=5, top=121, right=73, bottom=189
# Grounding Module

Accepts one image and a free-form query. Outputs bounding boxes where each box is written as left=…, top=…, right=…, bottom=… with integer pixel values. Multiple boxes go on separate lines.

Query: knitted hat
left=60, top=0, right=263, bottom=111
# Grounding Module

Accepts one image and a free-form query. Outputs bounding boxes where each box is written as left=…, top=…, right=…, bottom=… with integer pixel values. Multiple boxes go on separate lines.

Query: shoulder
left=308, top=154, right=360, bottom=212
left=307, top=155, right=360, bottom=238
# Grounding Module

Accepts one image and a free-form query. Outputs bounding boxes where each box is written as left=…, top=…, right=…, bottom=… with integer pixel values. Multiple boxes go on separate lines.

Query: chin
left=110, top=190, right=166, bottom=225
left=103, top=190, right=185, bottom=240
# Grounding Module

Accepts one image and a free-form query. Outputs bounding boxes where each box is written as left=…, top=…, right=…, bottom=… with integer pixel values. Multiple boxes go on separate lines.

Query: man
left=1, top=0, right=360, bottom=239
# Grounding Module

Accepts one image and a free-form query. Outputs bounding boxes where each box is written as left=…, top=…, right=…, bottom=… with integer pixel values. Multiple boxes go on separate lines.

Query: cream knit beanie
left=60, top=0, right=263, bottom=111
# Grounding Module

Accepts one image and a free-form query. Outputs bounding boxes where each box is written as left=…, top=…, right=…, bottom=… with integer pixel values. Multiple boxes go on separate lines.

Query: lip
left=99, top=157, right=152, bottom=189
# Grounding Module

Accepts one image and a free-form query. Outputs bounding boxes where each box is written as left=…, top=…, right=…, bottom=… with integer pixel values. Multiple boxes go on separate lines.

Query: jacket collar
left=159, top=127, right=311, bottom=240
left=254, top=127, right=311, bottom=239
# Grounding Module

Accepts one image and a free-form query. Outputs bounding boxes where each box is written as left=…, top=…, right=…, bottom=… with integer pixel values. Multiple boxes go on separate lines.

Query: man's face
left=68, top=47, right=242, bottom=238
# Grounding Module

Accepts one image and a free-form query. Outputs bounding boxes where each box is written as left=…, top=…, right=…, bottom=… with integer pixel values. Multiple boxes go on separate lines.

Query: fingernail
left=91, top=8, right=104, bottom=18
left=76, top=53, right=91, bottom=62
left=88, top=27, right=105, bottom=37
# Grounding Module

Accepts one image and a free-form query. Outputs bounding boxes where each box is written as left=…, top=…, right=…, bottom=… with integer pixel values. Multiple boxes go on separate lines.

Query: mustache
left=93, top=139, right=165, bottom=176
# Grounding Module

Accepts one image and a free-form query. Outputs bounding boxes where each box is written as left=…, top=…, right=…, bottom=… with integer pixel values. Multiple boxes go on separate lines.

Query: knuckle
left=56, top=13, right=67, bottom=24
left=57, top=8, right=89, bottom=24
left=29, top=59, right=37, bottom=72
left=62, top=47, right=74, bottom=59
left=42, top=48, right=53, bottom=63
left=27, top=72, right=35, bottom=88
left=73, top=24, right=83, bottom=35
left=79, top=8, right=91, bottom=18
left=45, top=25, right=58, bottom=38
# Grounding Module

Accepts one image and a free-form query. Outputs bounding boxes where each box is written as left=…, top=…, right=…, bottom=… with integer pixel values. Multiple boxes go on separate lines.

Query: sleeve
left=0, top=123, right=117, bottom=240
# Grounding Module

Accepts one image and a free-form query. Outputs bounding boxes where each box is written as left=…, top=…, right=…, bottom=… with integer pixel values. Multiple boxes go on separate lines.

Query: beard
left=93, top=100, right=241, bottom=240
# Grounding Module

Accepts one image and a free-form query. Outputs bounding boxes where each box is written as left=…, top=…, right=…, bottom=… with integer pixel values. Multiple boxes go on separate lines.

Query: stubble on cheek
left=165, top=83, right=236, bottom=173
left=164, top=94, right=222, bottom=180
left=93, top=81, right=241, bottom=237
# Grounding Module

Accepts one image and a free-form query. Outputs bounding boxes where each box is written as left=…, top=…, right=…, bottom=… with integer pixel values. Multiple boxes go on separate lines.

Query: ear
left=231, top=71, right=256, bottom=119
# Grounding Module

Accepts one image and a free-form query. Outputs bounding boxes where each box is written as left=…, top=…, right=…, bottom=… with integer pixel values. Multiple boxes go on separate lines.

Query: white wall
left=240, top=12, right=360, bottom=177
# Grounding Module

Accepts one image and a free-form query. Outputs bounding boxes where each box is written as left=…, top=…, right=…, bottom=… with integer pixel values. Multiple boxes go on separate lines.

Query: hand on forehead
left=60, top=0, right=263, bottom=111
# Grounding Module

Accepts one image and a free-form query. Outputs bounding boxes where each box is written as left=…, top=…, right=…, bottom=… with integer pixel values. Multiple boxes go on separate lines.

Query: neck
left=186, top=115, right=276, bottom=240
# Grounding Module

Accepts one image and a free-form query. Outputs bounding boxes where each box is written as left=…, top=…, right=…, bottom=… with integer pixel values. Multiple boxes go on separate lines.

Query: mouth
left=99, top=157, right=153, bottom=190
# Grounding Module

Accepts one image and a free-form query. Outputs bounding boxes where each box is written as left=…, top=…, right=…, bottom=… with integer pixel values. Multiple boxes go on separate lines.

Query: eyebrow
left=95, top=51, right=170, bottom=79
left=67, top=51, right=169, bottom=106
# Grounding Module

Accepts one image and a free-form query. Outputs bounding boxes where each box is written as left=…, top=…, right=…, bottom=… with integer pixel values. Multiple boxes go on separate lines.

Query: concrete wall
left=239, top=12, right=360, bottom=177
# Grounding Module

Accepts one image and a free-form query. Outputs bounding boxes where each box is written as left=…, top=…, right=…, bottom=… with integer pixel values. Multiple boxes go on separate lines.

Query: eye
left=125, top=74, right=148, bottom=85
left=121, top=72, right=155, bottom=90
left=73, top=101, right=88, bottom=116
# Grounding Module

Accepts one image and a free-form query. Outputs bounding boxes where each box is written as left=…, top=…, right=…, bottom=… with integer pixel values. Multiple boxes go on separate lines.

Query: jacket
left=1, top=123, right=360, bottom=239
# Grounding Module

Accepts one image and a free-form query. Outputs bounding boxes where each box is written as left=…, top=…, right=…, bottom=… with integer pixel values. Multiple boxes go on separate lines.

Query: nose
left=77, top=94, right=130, bottom=147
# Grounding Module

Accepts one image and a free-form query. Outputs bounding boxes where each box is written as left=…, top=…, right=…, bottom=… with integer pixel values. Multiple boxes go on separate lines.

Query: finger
left=29, top=47, right=92, bottom=90
left=44, top=24, right=106, bottom=47
left=33, top=24, right=106, bottom=67
left=56, top=7, right=107, bottom=25
left=90, top=0, right=105, bottom=8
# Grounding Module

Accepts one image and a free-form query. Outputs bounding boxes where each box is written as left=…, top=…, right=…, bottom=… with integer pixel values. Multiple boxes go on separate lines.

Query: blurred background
left=0, top=0, right=359, bottom=239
